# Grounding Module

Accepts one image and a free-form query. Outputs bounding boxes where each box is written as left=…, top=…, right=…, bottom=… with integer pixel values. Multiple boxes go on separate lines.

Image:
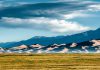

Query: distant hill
left=0, top=28, right=100, bottom=48
left=0, top=39, right=100, bottom=53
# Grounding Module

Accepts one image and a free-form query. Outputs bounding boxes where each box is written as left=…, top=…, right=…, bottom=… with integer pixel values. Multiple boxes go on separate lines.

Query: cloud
left=0, top=0, right=99, bottom=35
left=88, top=4, right=100, bottom=11
left=0, top=0, right=59, bottom=8
left=1, top=17, right=90, bottom=34
left=0, top=0, right=99, bottom=19
left=63, top=11, right=89, bottom=19
left=0, top=1, right=92, bottom=19
left=0, top=1, right=6, bottom=8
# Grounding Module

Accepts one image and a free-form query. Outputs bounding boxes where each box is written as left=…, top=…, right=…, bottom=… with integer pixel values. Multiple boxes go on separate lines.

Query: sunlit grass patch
left=0, top=53, right=100, bottom=70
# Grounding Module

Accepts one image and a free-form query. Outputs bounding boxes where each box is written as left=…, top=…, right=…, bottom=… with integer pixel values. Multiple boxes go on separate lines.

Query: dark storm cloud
left=0, top=0, right=99, bottom=33
left=0, top=1, right=94, bottom=19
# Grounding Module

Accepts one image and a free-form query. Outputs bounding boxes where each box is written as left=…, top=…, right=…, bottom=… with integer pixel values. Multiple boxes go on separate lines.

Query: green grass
left=0, top=53, right=100, bottom=70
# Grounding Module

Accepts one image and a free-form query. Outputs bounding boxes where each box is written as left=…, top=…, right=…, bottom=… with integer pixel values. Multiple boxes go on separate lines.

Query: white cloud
left=0, top=1, right=12, bottom=8
left=63, top=11, right=89, bottom=19
left=62, top=3, right=100, bottom=20
left=88, top=4, right=100, bottom=11
left=0, top=1, right=4, bottom=8
left=1, top=17, right=90, bottom=34
left=0, top=1, right=30, bottom=8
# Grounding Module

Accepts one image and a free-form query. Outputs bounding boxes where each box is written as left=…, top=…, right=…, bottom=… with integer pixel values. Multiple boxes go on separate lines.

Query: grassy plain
left=0, top=53, right=100, bottom=70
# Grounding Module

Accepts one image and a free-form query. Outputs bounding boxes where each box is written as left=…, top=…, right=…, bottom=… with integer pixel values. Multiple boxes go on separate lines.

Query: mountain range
left=0, top=39, right=100, bottom=53
left=0, top=28, right=100, bottom=48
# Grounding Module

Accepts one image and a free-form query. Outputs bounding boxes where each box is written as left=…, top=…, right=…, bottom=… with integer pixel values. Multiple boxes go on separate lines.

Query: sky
left=0, top=0, right=100, bottom=42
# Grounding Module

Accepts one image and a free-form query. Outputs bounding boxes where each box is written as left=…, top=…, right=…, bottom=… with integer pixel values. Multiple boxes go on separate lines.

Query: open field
left=0, top=53, right=100, bottom=70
